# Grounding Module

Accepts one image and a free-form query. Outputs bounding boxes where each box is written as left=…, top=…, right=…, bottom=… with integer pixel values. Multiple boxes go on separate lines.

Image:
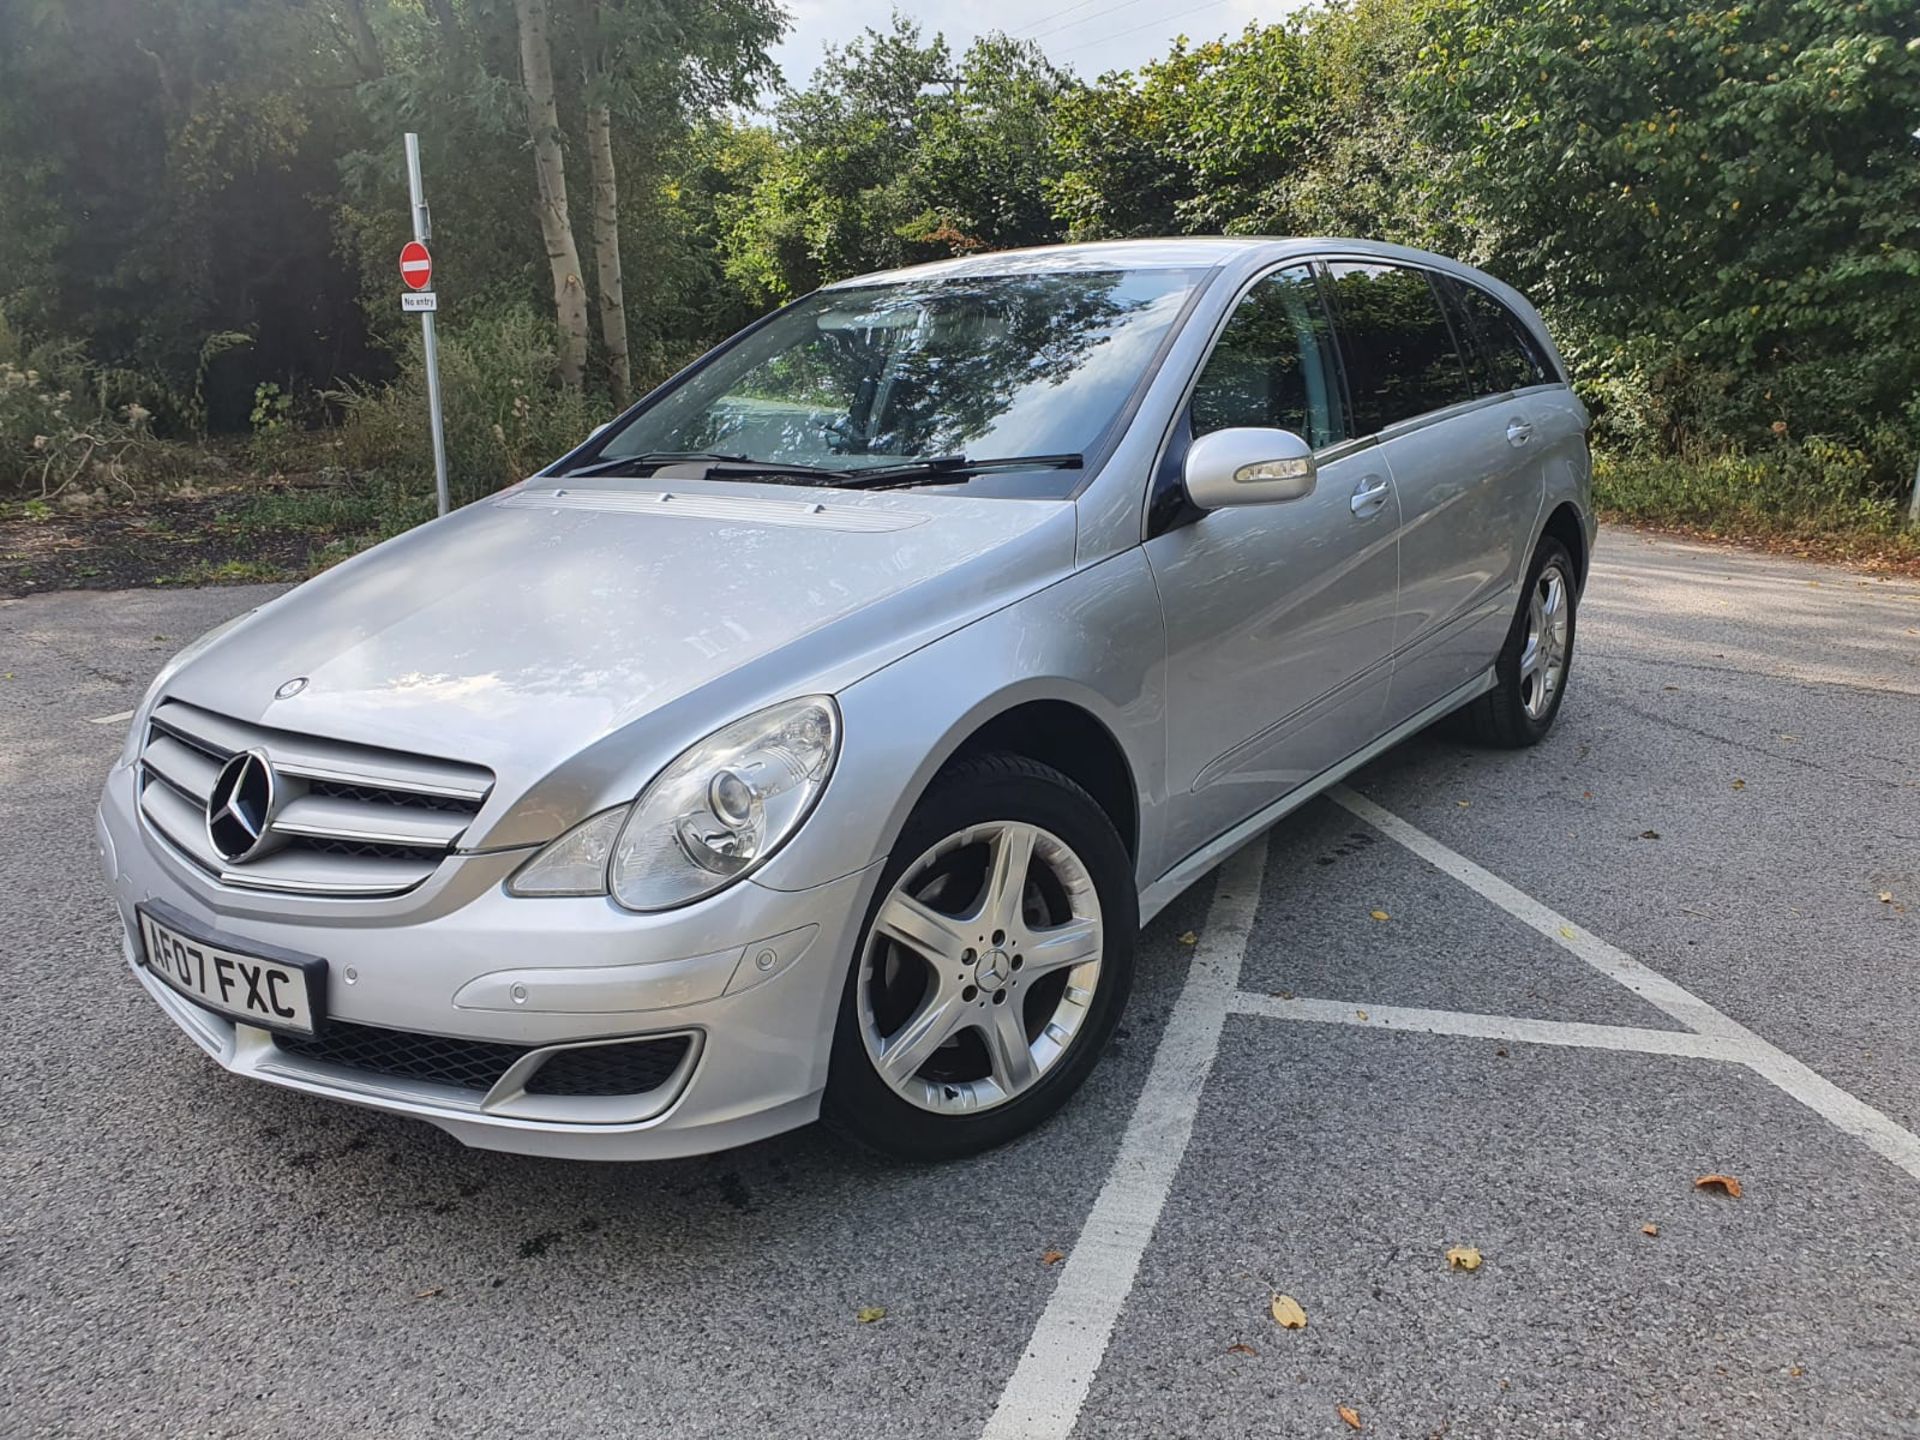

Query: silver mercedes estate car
left=98, top=238, right=1592, bottom=1161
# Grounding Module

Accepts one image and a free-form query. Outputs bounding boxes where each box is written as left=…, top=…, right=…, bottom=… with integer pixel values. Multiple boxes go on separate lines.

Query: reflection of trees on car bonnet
left=640, top=270, right=1200, bottom=469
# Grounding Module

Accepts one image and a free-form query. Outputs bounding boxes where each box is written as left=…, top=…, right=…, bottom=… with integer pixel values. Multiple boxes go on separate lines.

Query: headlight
left=117, top=608, right=258, bottom=766
left=508, top=696, right=840, bottom=911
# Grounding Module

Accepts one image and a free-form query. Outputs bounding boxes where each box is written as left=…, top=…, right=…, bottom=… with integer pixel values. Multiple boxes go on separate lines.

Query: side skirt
left=1137, top=668, right=1496, bottom=925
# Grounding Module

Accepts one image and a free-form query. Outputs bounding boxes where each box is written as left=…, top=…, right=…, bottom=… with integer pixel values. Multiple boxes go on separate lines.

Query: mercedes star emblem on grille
left=205, top=749, right=279, bottom=863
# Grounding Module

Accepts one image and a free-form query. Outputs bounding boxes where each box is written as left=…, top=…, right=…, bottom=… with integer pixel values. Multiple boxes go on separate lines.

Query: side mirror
left=1183, top=427, right=1317, bottom=509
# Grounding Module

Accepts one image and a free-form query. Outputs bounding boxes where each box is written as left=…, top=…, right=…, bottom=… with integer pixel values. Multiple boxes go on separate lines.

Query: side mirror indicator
left=1183, top=427, right=1318, bottom=509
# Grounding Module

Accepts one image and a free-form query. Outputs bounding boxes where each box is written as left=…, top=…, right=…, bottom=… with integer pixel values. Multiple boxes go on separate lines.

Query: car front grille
left=272, top=1020, right=694, bottom=1098
left=134, top=698, right=494, bottom=897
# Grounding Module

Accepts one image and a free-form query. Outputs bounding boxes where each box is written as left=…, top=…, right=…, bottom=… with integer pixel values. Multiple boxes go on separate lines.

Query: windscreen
left=594, top=268, right=1207, bottom=495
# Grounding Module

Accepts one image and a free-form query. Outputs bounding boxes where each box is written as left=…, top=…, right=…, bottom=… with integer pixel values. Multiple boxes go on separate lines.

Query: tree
left=515, top=0, right=592, bottom=390
left=1412, top=0, right=1920, bottom=465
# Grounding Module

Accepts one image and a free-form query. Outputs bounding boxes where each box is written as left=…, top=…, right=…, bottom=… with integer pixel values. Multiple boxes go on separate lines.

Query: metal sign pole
left=405, top=133, right=451, bottom=518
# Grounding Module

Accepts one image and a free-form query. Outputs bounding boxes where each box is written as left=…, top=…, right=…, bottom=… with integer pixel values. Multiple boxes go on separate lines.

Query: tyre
left=822, top=752, right=1137, bottom=1161
left=1455, top=536, right=1578, bottom=747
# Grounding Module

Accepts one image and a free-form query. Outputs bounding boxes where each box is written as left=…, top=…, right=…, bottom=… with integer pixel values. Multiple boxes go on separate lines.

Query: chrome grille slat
left=142, top=734, right=224, bottom=804
left=139, top=770, right=225, bottom=870
left=217, top=850, right=441, bottom=895
left=151, top=700, right=491, bottom=802
left=136, top=699, right=493, bottom=898
left=271, top=794, right=469, bottom=850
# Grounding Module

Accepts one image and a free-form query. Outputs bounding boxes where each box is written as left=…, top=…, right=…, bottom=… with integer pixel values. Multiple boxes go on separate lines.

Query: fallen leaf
left=856, top=1306, right=887, bottom=1323
left=1227, top=1342, right=1259, bottom=1356
left=1663, top=685, right=1679, bottom=691
left=1178, top=931, right=1198, bottom=946
left=1354, top=1008, right=1369, bottom=1021
left=1880, top=892, right=1895, bottom=905
left=1456, top=800, right=1471, bottom=808
left=414, top=1286, right=444, bottom=1299
left=1042, top=1249, right=1066, bottom=1266
left=1369, top=909, right=1390, bottom=922
left=1639, top=830, right=1661, bottom=840
left=1494, top=1047, right=1508, bottom=1058
left=1445, top=1246, right=1482, bottom=1272
left=1338, top=1405, right=1363, bottom=1430
left=1695, top=1173, right=1742, bottom=1198
left=1270, top=1294, right=1307, bottom=1329
left=1731, top=778, right=1746, bottom=790
left=1582, top=790, right=1594, bottom=800
left=1272, top=989, right=1295, bottom=1000
left=1641, top=1223, right=1659, bottom=1237
left=1559, top=925, right=1577, bottom=940
left=1789, top=1365, right=1804, bottom=1377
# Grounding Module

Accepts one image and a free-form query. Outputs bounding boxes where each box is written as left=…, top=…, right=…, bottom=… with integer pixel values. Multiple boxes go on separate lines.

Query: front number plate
left=138, top=909, right=323, bottom=1036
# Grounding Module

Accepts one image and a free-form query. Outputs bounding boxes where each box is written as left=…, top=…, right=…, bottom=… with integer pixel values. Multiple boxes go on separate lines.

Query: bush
left=331, top=305, right=608, bottom=509
left=1595, top=439, right=1915, bottom=538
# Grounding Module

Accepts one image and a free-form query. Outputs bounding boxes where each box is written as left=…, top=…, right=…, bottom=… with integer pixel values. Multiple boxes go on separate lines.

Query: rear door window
left=1189, top=265, right=1346, bottom=449
left=1323, top=263, right=1472, bottom=435
left=1447, top=278, right=1554, bottom=394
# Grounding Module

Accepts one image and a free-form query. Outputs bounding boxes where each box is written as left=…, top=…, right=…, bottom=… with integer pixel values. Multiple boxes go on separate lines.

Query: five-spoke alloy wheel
left=1457, top=534, right=1580, bottom=747
left=824, top=754, right=1135, bottom=1159
left=1519, top=559, right=1572, bottom=722
left=859, top=820, right=1104, bottom=1113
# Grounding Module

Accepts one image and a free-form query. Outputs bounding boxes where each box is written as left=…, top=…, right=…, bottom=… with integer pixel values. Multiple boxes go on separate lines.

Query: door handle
left=1506, top=419, right=1534, bottom=447
left=1350, top=476, right=1391, bottom=518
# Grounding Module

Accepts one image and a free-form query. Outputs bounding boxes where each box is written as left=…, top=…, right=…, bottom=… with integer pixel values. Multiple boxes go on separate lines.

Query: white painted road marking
left=984, top=788, right=1920, bottom=1440
left=88, top=710, right=135, bottom=726
left=1228, top=992, right=1744, bottom=1062
left=981, top=838, right=1268, bottom=1440
left=1331, top=785, right=1920, bottom=1183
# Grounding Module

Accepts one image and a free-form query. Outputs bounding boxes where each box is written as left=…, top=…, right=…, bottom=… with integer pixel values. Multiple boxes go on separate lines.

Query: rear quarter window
left=1448, top=278, right=1556, bottom=393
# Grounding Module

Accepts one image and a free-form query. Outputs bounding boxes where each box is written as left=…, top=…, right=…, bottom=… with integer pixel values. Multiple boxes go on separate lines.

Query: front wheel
left=1456, top=536, right=1578, bottom=747
left=822, top=753, right=1137, bottom=1161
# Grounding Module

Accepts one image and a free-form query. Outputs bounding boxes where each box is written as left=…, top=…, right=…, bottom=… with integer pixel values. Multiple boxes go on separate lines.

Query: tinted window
left=1448, top=278, right=1552, bottom=393
left=1324, top=263, right=1471, bottom=434
left=1190, top=266, right=1346, bottom=448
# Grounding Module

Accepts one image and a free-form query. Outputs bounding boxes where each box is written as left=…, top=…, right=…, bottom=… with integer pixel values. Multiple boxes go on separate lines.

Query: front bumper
left=97, top=761, right=881, bottom=1160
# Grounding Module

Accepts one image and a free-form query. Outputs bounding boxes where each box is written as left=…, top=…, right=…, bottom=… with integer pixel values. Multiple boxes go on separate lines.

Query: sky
left=770, top=0, right=1305, bottom=88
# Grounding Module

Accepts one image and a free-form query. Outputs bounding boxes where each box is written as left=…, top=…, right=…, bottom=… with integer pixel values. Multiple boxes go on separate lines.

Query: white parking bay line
left=87, top=710, right=135, bottom=726
left=1228, top=992, right=1745, bottom=1062
left=1331, top=785, right=1920, bottom=1184
left=982, top=837, right=1269, bottom=1440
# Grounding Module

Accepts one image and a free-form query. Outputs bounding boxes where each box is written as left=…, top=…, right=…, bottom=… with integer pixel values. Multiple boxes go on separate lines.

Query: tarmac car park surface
left=4, top=530, right=1917, bottom=1438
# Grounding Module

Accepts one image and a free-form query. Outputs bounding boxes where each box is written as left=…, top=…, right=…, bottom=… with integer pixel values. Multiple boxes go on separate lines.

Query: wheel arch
left=945, top=698, right=1140, bottom=863
left=1540, top=500, right=1589, bottom=588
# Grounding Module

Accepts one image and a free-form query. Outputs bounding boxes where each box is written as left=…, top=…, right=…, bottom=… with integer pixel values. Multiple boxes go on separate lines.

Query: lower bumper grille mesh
left=271, top=1020, right=692, bottom=1097
left=274, top=1022, right=524, bottom=1091
left=526, top=1037, right=693, bottom=1096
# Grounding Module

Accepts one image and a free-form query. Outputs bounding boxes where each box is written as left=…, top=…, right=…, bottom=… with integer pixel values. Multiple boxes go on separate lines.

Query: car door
left=1320, top=261, right=1543, bottom=725
left=1146, top=263, right=1401, bottom=867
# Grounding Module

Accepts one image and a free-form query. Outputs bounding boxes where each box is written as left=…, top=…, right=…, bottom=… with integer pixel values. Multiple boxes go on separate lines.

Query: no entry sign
left=399, top=240, right=433, bottom=291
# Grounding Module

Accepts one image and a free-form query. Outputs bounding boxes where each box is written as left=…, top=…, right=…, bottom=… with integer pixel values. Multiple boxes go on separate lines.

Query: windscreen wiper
left=827, top=453, right=1085, bottom=491
left=556, top=451, right=847, bottom=480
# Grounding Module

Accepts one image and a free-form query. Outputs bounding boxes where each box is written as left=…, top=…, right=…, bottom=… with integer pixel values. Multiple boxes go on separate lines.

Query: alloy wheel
left=1519, top=560, right=1571, bottom=721
left=857, top=820, right=1104, bottom=1114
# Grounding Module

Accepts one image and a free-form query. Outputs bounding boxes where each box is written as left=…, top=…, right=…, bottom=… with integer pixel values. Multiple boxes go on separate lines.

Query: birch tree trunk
left=514, top=0, right=589, bottom=390
left=584, top=98, right=630, bottom=402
